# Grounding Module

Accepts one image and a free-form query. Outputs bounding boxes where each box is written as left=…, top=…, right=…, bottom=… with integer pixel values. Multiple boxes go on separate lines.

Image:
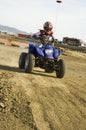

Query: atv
left=18, top=35, right=65, bottom=78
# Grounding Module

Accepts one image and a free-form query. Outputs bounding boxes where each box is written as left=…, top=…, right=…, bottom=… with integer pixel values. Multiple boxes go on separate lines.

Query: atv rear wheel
left=56, top=59, right=65, bottom=78
left=25, top=53, right=35, bottom=73
left=19, top=52, right=27, bottom=69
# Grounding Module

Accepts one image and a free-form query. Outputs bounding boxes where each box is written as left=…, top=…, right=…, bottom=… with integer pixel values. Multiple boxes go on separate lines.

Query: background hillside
left=0, top=25, right=28, bottom=34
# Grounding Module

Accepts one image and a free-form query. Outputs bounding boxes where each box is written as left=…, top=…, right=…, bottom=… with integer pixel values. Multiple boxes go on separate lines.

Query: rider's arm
left=32, top=32, right=40, bottom=39
left=48, top=34, right=55, bottom=46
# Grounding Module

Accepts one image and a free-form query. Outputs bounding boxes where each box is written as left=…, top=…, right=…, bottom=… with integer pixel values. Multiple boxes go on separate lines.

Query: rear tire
left=56, top=59, right=65, bottom=78
left=25, top=53, right=35, bottom=73
left=19, top=52, right=27, bottom=69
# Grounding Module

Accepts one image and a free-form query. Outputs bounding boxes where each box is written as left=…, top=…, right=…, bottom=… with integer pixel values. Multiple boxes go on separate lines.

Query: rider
left=33, top=21, right=55, bottom=46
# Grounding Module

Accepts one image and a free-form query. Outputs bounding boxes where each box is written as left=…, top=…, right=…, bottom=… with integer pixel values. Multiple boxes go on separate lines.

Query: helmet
left=43, top=21, right=53, bottom=32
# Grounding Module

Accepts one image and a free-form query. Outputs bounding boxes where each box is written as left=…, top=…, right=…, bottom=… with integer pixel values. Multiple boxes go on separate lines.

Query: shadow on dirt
left=0, top=64, right=23, bottom=73
left=0, top=64, right=56, bottom=78
left=32, top=70, right=56, bottom=78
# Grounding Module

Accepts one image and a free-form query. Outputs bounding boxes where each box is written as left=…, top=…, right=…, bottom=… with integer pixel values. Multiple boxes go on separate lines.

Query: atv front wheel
left=19, top=52, right=27, bottom=69
left=25, top=53, right=35, bottom=73
left=56, top=59, right=65, bottom=78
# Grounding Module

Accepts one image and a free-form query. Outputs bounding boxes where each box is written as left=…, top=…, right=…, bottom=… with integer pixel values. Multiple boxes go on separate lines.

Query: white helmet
left=43, top=21, right=53, bottom=32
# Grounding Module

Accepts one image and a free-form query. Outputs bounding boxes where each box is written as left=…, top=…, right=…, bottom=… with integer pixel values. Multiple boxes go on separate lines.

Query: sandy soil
left=0, top=44, right=86, bottom=130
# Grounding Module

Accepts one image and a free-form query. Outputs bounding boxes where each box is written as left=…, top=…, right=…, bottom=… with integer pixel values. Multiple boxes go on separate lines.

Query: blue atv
left=19, top=36, right=65, bottom=78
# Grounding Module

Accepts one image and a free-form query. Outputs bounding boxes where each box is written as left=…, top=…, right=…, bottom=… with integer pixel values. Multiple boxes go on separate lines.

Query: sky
left=0, top=0, right=86, bottom=42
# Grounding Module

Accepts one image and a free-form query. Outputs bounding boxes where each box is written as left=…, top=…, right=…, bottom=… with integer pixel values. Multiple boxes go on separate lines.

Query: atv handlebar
left=39, top=35, right=54, bottom=45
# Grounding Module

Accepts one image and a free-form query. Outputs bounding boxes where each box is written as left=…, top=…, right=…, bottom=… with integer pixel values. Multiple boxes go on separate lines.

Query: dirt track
left=0, top=44, right=86, bottom=130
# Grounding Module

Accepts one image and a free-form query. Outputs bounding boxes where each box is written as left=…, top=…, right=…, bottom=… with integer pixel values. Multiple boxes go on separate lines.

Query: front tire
left=56, top=59, right=65, bottom=78
left=25, top=53, right=35, bottom=73
left=19, top=52, right=27, bottom=69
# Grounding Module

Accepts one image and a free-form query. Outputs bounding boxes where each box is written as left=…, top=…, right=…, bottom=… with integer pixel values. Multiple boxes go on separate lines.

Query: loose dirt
left=0, top=44, right=86, bottom=130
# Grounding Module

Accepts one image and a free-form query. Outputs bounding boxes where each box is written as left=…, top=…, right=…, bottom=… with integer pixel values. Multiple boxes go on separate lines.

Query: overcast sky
left=0, top=0, right=86, bottom=41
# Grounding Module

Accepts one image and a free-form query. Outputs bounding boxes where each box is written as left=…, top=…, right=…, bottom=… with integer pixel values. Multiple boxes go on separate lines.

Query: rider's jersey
left=39, top=30, right=54, bottom=36
left=33, top=29, right=54, bottom=38
left=33, top=30, right=55, bottom=46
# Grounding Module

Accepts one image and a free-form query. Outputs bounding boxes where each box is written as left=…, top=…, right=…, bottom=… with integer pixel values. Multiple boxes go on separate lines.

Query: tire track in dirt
left=16, top=72, right=70, bottom=130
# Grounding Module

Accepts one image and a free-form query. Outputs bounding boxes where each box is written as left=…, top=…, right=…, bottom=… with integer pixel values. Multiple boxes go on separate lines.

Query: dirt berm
left=0, top=44, right=86, bottom=130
